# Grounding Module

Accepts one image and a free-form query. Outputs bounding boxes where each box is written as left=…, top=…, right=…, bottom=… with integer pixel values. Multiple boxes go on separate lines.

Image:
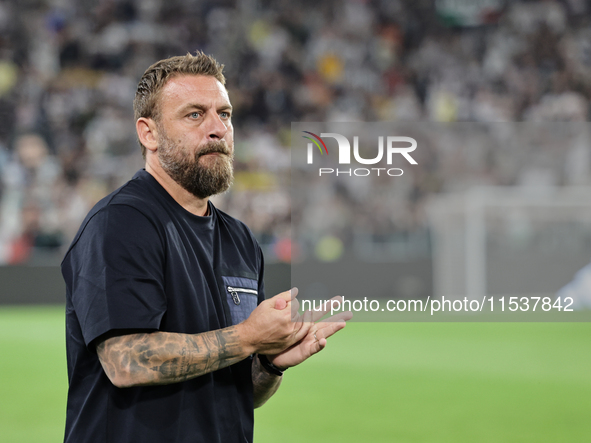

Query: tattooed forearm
left=96, top=327, right=249, bottom=388
left=251, top=355, right=282, bottom=408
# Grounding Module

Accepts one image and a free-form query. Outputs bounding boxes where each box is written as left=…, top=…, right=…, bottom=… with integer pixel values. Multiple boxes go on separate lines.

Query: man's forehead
left=160, top=74, right=230, bottom=105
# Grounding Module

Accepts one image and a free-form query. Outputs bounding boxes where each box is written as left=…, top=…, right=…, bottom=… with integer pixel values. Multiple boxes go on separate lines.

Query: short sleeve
left=63, top=204, right=167, bottom=347
left=257, top=245, right=265, bottom=304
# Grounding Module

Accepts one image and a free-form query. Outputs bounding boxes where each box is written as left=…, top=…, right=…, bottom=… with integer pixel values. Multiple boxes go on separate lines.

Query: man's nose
left=204, top=112, right=228, bottom=140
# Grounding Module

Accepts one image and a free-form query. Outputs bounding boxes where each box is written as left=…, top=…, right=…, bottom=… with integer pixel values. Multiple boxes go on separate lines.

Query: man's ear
left=136, top=117, right=159, bottom=153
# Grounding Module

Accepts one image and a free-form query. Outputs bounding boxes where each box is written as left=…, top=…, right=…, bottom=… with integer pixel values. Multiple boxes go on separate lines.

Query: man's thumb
left=273, top=287, right=298, bottom=310
left=274, top=298, right=288, bottom=310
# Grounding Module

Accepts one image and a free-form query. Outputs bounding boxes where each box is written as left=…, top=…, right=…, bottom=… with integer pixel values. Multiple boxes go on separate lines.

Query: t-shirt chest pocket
left=221, top=276, right=259, bottom=325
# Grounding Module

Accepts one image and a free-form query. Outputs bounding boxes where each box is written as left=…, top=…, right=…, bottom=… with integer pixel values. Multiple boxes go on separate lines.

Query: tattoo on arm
left=251, top=355, right=282, bottom=408
left=96, top=327, right=248, bottom=388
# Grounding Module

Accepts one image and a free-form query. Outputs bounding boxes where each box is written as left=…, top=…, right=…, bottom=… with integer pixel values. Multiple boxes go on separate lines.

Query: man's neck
left=145, top=162, right=210, bottom=217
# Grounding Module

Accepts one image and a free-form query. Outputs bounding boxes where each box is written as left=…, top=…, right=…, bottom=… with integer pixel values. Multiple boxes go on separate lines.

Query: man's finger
left=291, top=319, right=313, bottom=344
left=307, top=296, right=344, bottom=322
left=291, top=296, right=300, bottom=316
left=314, top=320, right=347, bottom=341
left=319, top=310, right=353, bottom=323
left=313, top=337, right=327, bottom=354
left=273, top=287, right=298, bottom=310
left=301, top=307, right=315, bottom=323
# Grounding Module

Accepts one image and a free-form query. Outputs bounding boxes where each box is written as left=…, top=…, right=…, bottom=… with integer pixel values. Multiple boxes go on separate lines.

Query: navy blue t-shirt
left=62, top=169, right=265, bottom=443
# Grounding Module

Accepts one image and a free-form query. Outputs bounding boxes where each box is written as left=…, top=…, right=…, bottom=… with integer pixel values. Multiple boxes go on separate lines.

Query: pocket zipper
left=227, top=286, right=258, bottom=305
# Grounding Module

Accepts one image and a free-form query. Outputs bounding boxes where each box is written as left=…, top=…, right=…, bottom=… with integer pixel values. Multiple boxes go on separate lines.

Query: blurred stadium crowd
left=0, top=0, right=590, bottom=265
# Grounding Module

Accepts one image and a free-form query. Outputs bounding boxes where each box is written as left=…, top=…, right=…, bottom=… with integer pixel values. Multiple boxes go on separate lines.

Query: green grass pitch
left=1, top=305, right=590, bottom=442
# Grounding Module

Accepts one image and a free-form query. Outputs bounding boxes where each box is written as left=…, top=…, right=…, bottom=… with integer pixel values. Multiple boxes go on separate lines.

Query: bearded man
left=61, top=52, right=350, bottom=443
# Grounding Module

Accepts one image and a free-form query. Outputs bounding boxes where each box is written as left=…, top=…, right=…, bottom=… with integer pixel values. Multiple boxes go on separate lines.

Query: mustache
left=197, top=141, right=233, bottom=158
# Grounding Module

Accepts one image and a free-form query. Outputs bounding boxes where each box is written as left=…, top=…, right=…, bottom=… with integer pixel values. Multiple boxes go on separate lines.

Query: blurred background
left=2, top=0, right=591, bottom=270
left=0, top=0, right=590, bottom=442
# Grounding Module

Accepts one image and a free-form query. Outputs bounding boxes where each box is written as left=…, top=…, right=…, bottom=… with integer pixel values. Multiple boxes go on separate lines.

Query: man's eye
left=190, top=112, right=201, bottom=118
left=220, top=112, right=231, bottom=119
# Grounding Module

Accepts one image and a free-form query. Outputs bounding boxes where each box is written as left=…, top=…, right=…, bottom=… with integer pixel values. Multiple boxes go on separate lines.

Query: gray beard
left=158, top=134, right=234, bottom=200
